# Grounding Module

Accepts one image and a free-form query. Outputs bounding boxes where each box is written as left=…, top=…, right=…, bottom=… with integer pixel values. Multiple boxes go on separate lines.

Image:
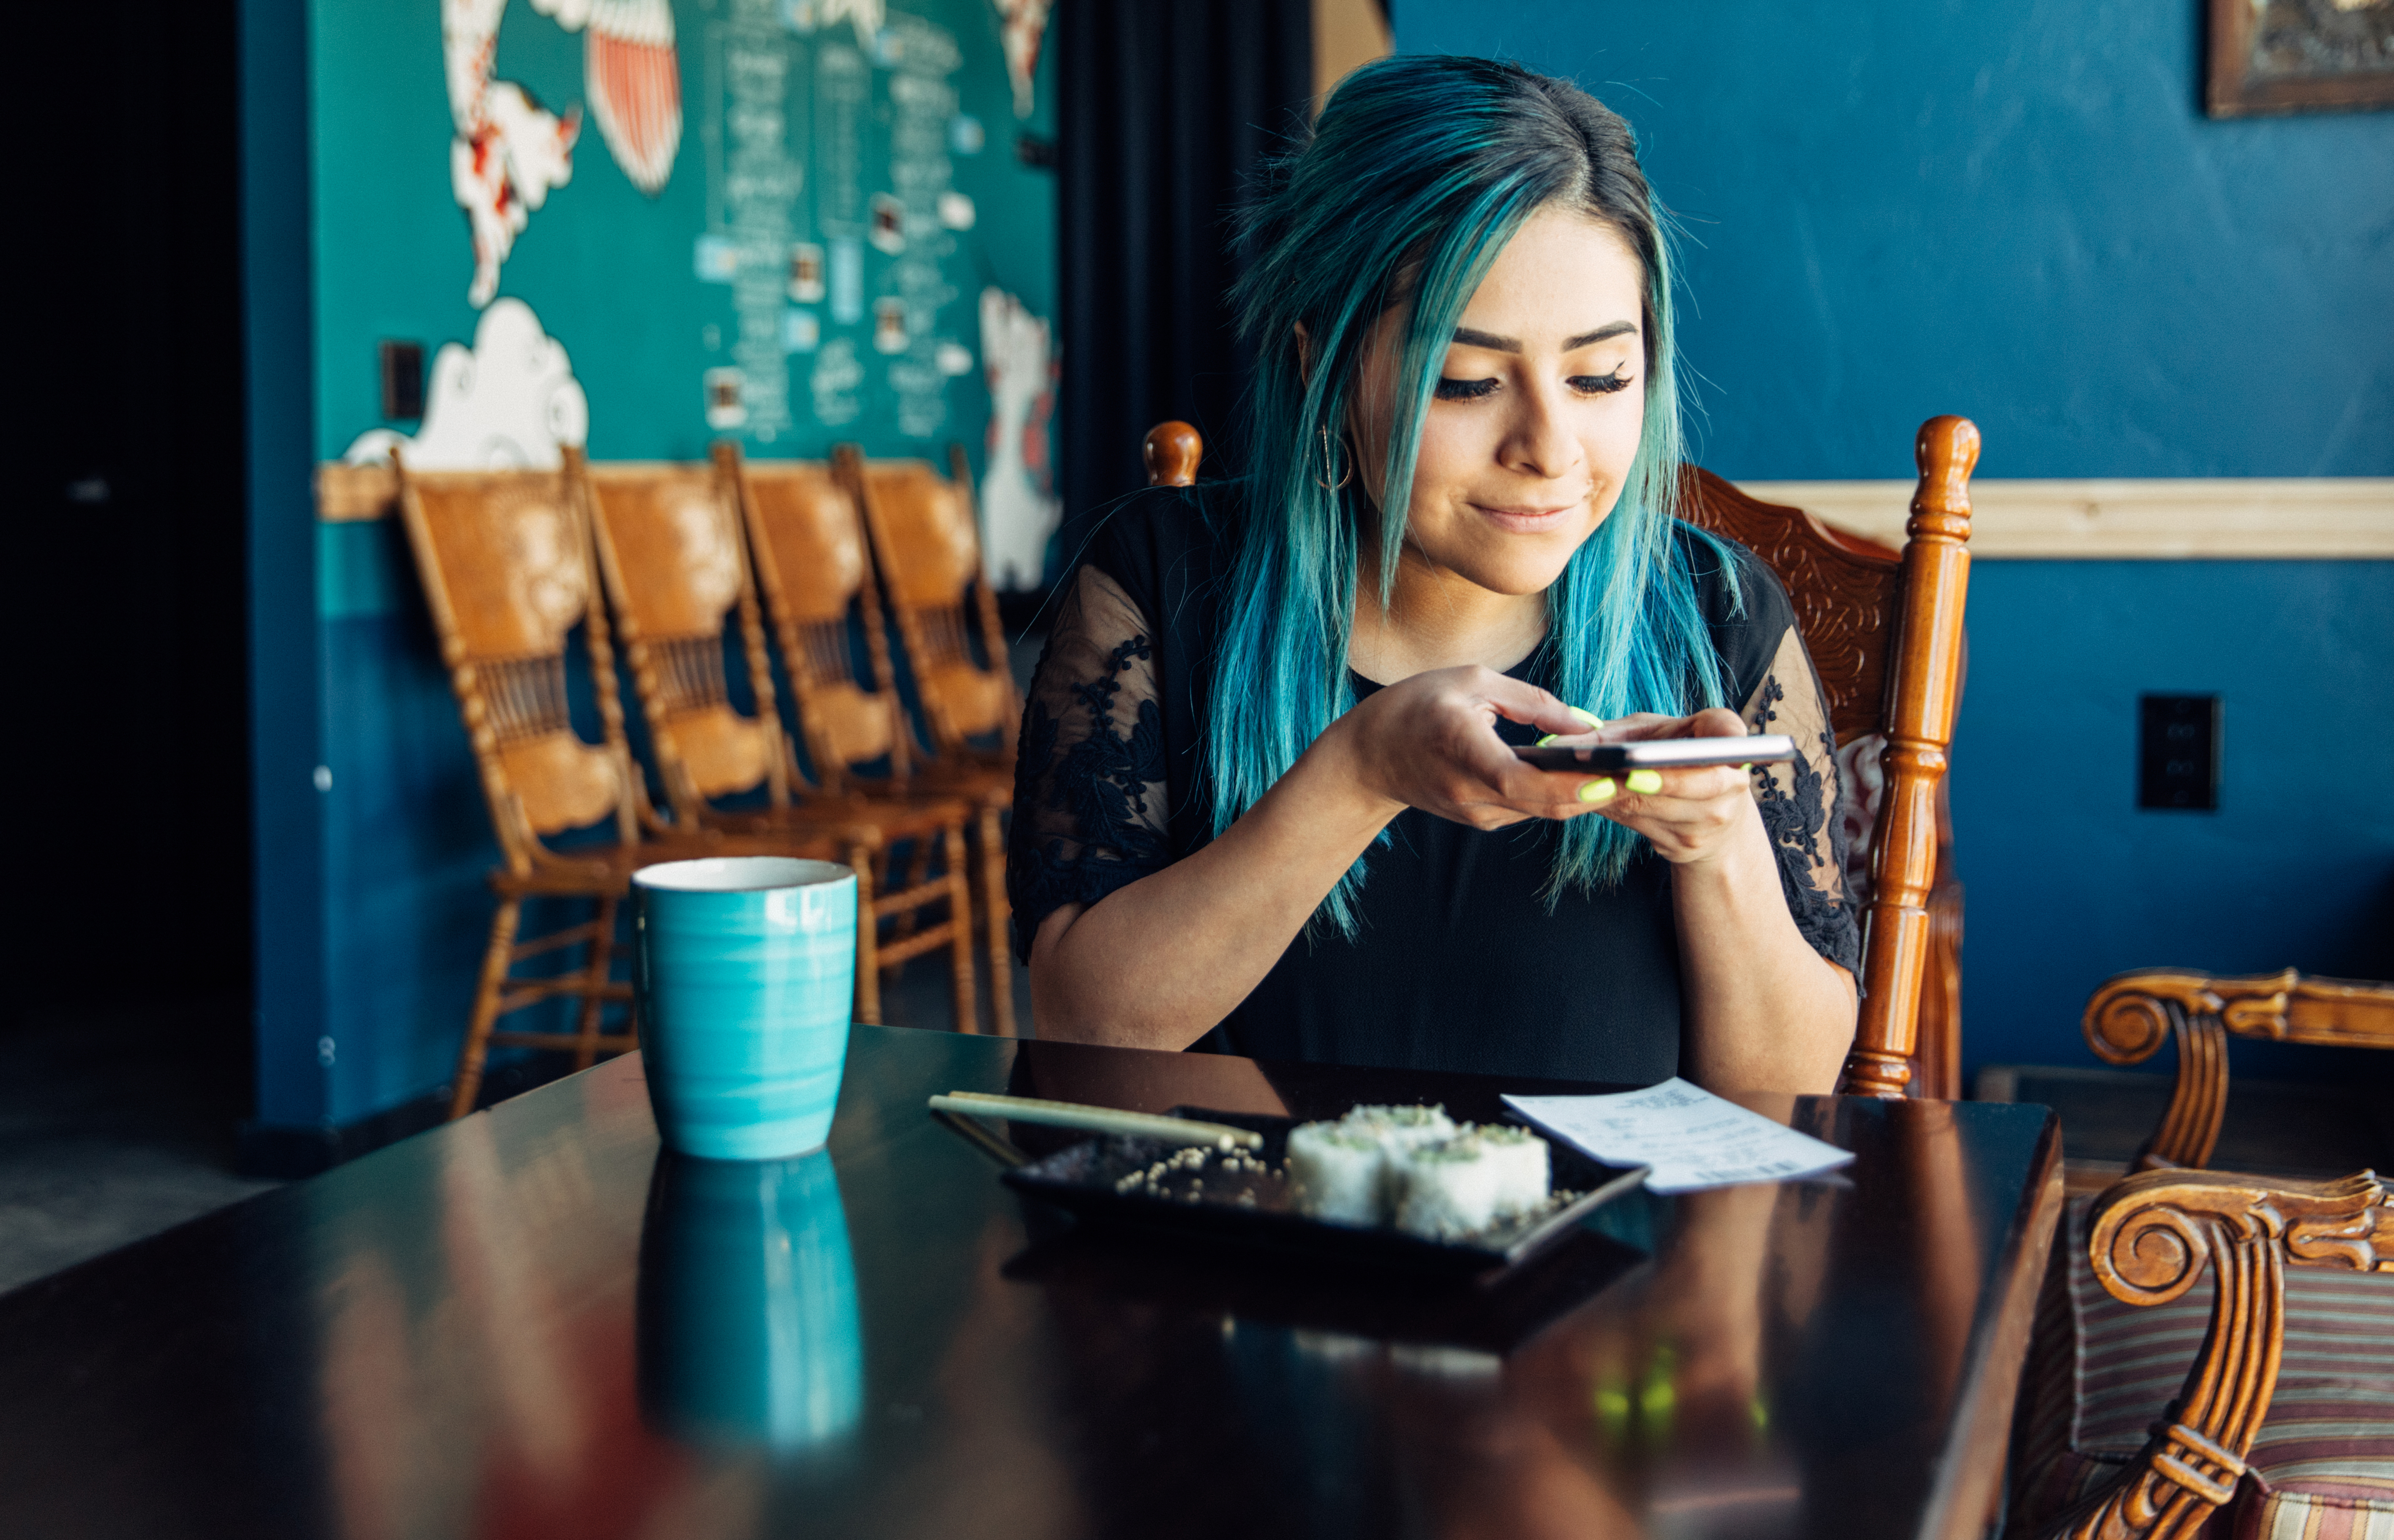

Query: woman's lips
left=1471, top=502, right=1578, bottom=533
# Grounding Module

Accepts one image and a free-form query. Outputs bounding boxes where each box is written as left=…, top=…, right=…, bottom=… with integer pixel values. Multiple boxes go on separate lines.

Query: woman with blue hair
left=1007, top=56, right=1858, bottom=1093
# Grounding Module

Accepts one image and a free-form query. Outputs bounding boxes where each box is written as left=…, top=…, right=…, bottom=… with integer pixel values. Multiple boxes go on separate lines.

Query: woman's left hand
left=1538, top=707, right=1760, bottom=866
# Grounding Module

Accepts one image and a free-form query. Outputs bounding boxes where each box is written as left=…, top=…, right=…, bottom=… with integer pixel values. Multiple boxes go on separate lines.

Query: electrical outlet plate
left=2138, top=694, right=2220, bottom=811
left=379, top=340, right=425, bottom=422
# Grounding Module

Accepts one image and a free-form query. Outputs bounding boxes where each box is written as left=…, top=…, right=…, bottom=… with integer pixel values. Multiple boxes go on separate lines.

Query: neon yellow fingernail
left=1569, top=707, right=1601, bottom=728
left=1535, top=734, right=1557, bottom=747
left=1578, top=778, right=1617, bottom=804
left=1625, top=769, right=1663, bottom=795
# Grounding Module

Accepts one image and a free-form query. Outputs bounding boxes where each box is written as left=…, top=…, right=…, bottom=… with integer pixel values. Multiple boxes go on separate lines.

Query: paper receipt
left=1503, top=1078, right=1855, bottom=1194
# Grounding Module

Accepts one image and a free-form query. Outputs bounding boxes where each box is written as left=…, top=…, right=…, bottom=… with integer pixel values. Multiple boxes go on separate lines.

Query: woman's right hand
left=1325, top=665, right=1616, bottom=830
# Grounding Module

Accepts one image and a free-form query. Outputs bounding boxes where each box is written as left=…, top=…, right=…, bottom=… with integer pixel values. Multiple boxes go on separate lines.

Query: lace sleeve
left=1741, top=626, right=1862, bottom=976
left=1007, top=564, right=1171, bottom=959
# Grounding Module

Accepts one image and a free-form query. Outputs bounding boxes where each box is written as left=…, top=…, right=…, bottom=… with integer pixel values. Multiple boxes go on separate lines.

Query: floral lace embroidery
left=1007, top=568, right=1172, bottom=956
left=1745, top=667, right=1862, bottom=975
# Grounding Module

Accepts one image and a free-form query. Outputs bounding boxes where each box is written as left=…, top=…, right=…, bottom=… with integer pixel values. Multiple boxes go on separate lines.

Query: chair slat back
left=725, top=447, right=912, bottom=789
left=857, top=457, right=982, bottom=607
left=737, top=460, right=872, bottom=625
left=583, top=464, right=746, bottom=639
left=580, top=459, right=784, bottom=814
left=845, top=446, right=1018, bottom=750
left=392, top=456, right=641, bottom=865
left=1680, top=468, right=1904, bottom=745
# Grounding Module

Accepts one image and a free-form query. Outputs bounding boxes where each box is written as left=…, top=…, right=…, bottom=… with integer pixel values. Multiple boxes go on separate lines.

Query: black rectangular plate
left=1000, top=1106, right=1649, bottom=1280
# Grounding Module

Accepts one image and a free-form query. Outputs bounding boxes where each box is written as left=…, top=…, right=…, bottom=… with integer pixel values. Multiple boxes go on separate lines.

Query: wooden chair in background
left=392, top=454, right=877, bottom=1119
left=2006, top=968, right=2394, bottom=1535
left=839, top=444, right=1020, bottom=1036
left=1143, top=416, right=1979, bottom=1100
left=578, top=453, right=979, bottom=1031
left=2083, top=967, right=2394, bottom=1172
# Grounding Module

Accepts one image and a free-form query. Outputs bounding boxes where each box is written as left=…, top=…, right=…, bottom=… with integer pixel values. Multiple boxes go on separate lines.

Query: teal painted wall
left=1397, top=2, right=2394, bottom=1083
left=251, top=0, right=1057, bottom=1130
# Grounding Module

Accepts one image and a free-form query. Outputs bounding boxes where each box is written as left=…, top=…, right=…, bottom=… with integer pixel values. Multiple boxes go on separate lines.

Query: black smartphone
left=1512, top=733, right=1797, bottom=774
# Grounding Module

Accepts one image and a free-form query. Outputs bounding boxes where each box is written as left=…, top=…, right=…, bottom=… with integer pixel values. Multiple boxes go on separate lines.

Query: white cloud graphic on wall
left=344, top=300, right=590, bottom=470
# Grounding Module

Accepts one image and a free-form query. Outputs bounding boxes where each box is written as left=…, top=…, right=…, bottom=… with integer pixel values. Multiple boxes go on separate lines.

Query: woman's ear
left=1293, top=321, right=1312, bottom=385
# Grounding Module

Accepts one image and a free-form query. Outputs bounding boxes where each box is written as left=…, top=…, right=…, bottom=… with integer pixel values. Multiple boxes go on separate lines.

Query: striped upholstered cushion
left=2010, top=1195, right=2394, bottom=1537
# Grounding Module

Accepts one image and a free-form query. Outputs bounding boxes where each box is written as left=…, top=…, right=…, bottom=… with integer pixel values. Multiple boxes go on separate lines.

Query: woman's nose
left=1501, top=384, right=1581, bottom=481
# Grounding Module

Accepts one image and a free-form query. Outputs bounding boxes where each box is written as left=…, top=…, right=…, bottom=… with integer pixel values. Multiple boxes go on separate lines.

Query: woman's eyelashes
left=1431, top=369, right=1634, bottom=402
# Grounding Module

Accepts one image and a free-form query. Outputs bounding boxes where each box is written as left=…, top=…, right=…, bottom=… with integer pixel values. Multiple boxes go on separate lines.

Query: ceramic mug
left=633, top=856, right=857, bottom=1161
left=636, top=1147, right=863, bottom=1450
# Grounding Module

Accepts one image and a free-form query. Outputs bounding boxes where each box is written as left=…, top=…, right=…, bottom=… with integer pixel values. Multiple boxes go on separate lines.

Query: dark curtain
left=1054, top=0, right=1313, bottom=570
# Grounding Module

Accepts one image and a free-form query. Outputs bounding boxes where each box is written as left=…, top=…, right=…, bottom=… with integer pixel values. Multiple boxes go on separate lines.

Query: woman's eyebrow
left=1450, top=320, right=1638, bottom=353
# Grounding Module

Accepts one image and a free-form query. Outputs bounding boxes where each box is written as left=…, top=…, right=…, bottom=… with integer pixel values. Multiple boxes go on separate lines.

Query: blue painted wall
left=246, top=0, right=1058, bottom=1131
left=1399, top=3, right=2394, bottom=1079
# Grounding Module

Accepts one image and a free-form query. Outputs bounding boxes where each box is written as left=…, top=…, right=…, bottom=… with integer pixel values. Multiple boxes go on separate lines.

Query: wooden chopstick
left=927, top=1108, right=1032, bottom=1169
left=926, top=1091, right=1264, bottom=1150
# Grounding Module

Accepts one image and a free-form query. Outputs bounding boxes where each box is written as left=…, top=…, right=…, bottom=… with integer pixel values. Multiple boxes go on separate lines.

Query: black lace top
left=1008, top=480, right=1858, bottom=1085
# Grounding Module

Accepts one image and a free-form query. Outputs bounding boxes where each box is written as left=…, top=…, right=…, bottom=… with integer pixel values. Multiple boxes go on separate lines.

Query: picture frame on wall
left=2207, top=0, right=2394, bottom=117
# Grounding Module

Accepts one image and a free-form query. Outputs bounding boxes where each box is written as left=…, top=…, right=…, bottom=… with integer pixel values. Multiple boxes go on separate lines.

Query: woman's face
left=1347, top=205, right=1649, bottom=600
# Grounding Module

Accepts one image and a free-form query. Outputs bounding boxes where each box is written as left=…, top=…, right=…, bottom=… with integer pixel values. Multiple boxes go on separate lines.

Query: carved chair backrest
left=843, top=445, right=1018, bottom=752
left=1141, top=417, right=1981, bottom=1099
left=579, top=458, right=787, bottom=820
left=723, top=445, right=911, bottom=793
left=1679, top=469, right=1905, bottom=743
left=392, top=452, right=642, bottom=873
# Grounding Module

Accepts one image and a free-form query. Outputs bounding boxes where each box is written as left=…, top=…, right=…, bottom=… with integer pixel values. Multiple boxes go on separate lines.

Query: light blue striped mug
left=633, top=857, right=857, bottom=1160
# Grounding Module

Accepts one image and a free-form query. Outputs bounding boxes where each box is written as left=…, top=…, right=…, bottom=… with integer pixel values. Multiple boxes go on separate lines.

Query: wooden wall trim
left=1736, top=477, right=2394, bottom=559
left=317, top=462, right=399, bottom=521
left=322, top=461, right=2394, bottom=557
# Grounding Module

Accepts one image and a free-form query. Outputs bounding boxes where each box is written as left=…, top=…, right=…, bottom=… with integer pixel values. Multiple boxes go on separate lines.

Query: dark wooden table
left=0, top=1026, right=2061, bottom=1540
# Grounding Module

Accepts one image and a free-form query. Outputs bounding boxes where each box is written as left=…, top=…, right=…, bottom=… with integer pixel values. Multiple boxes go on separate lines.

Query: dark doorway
left=11, top=0, right=253, bottom=1035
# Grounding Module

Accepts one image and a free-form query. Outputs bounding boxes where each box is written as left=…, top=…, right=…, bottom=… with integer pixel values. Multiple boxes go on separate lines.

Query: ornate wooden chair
left=576, top=452, right=980, bottom=1033
left=392, top=453, right=879, bottom=1119
left=1141, top=415, right=1982, bottom=1100
left=2003, top=974, right=2394, bottom=1533
left=838, top=443, right=1021, bottom=1033
left=2007, top=1167, right=2394, bottom=1537
left=2083, top=969, right=2394, bottom=1172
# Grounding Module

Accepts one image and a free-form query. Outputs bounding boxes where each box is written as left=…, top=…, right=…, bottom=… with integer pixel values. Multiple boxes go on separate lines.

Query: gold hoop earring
left=1315, top=426, right=1352, bottom=493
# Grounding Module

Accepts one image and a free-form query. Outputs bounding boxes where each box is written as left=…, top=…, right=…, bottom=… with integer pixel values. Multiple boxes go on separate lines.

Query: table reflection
left=636, top=1149, right=864, bottom=1453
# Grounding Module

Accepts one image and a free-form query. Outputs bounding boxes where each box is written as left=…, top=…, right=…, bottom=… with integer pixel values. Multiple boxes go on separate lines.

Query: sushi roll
left=1338, top=1103, right=1455, bottom=1150
left=1391, top=1136, right=1505, bottom=1239
left=1286, top=1120, right=1389, bottom=1224
left=1471, top=1124, right=1552, bottom=1219
left=1389, top=1126, right=1553, bottom=1240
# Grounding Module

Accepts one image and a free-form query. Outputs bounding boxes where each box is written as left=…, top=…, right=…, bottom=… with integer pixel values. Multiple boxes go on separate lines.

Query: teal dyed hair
left=1208, top=55, right=1735, bottom=929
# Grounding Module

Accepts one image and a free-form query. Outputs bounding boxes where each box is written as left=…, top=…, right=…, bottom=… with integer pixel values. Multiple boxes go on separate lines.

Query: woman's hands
left=1326, top=665, right=1629, bottom=830
left=1536, top=706, right=1761, bottom=864
left=1329, top=677, right=1763, bottom=859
